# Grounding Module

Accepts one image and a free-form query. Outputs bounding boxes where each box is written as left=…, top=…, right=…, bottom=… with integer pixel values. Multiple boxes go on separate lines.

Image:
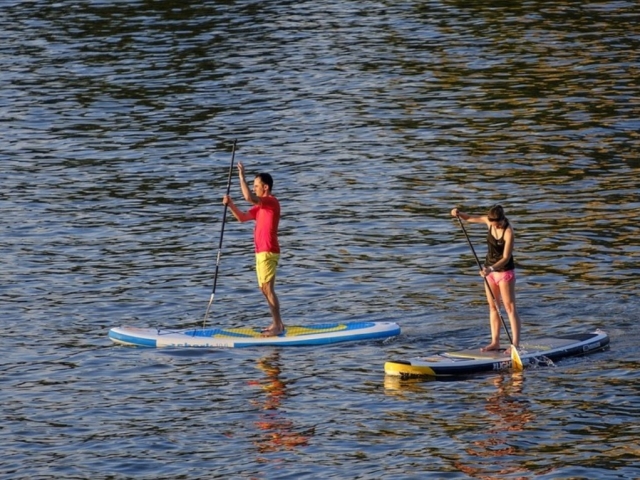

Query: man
left=223, top=162, right=283, bottom=336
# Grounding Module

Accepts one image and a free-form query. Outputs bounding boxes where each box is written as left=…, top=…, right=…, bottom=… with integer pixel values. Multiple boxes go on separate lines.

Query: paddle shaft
left=456, top=216, right=515, bottom=346
left=203, top=139, right=237, bottom=327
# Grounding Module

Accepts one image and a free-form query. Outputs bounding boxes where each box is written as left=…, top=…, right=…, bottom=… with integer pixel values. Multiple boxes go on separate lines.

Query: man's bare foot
left=261, top=325, right=285, bottom=337
left=481, top=343, right=501, bottom=352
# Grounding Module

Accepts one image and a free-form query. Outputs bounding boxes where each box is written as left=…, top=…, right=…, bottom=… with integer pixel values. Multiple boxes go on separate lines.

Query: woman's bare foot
left=481, top=343, right=501, bottom=352
left=504, top=346, right=519, bottom=356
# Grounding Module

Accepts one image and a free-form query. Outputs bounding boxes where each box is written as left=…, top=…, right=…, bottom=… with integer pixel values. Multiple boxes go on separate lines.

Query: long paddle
left=202, top=139, right=237, bottom=328
left=455, top=216, right=524, bottom=371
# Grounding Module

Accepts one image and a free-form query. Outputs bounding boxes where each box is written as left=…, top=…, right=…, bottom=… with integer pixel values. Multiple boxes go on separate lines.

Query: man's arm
left=223, top=195, right=253, bottom=222
left=238, top=162, right=260, bottom=205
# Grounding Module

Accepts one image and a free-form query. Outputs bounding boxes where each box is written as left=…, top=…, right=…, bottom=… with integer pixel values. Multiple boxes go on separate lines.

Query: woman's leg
left=482, top=280, right=503, bottom=351
left=498, top=278, right=521, bottom=347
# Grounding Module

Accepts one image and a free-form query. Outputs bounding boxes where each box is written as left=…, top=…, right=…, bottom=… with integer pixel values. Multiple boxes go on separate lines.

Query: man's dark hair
left=257, top=173, right=274, bottom=191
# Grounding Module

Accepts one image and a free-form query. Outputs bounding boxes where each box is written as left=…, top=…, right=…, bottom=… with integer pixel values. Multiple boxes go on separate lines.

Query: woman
left=450, top=205, right=522, bottom=353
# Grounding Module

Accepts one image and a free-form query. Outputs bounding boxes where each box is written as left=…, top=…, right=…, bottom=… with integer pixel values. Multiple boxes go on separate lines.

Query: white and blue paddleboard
left=109, top=321, right=400, bottom=348
left=385, top=330, right=609, bottom=378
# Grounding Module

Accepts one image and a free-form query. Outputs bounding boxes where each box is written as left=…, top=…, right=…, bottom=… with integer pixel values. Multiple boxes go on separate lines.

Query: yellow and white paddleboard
left=109, top=321, right=400, bottom=348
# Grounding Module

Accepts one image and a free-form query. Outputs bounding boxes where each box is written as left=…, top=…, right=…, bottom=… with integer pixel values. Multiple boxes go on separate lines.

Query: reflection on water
left=384, top=372, right=541, bottom=478
left=249, top=352, right=313, bottom=455
left=454, top=373, right=537, bottom=479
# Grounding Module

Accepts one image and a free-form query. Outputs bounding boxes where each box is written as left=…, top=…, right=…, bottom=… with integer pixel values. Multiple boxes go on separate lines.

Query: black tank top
left=486, top=221, right=515, bottom=271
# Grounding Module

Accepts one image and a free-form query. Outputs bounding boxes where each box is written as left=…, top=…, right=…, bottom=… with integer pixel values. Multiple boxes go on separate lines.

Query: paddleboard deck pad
left=109, top=321, right=400, bottom=348
left=385, top=330, right=609, bottom=378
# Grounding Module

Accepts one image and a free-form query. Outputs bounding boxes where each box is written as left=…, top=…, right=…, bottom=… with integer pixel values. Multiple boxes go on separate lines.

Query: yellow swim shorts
left=255, top=252, right=280, bottom=286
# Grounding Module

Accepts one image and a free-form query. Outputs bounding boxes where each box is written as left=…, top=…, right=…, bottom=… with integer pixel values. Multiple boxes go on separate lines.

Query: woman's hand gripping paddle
left=202, top=139, right=237, bottom=328
left=455, top=215, right=524, bottom=371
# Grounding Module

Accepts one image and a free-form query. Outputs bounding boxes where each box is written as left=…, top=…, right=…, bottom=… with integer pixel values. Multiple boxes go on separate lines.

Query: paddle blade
left=511, top=345, right=524, bottom=371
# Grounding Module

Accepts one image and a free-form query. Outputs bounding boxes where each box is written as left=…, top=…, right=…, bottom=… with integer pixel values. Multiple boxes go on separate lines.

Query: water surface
left=1, top=1, right=639, bottom=478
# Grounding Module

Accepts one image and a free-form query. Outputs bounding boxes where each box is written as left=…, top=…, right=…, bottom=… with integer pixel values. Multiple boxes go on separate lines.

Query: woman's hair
left=487, top=204, right=506, bottom=222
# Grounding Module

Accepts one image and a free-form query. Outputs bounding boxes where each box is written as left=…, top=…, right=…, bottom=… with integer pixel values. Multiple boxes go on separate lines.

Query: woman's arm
left=492, top=226, right=514, bottom=270
left=451, top=208, right=489, bottom=225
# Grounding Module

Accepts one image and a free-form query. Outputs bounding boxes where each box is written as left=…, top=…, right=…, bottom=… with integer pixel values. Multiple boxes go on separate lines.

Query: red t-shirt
left=248, top=195, right=280, bottom=254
